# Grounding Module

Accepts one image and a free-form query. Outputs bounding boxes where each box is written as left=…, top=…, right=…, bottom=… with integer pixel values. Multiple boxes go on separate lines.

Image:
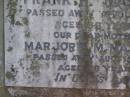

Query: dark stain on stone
left=124, top=76, right=130, bottom=89
left=74, top=1, right=78, bottom=6
left=15, top=21, right=23, bottom=26
left=112, top=71, right=119, bottom=88
left=6, top=71, right=15, bottom=80
left=7, top=47, right=13, bottom=52
left=89, top=3, right=93, bottom=6
left=22, top=17, right=29, bottom=26
left=78, top=0, right=96, bottom=88
left=25, top=32, right=31, bottom=38
left=7, top=0, right=18, bottom=25
left=114, top=40, right=122, bottom=46
left=29, top=60, right=41, bottom=79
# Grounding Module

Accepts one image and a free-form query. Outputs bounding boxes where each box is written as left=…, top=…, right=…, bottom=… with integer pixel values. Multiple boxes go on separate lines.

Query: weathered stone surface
left=0, top=0, right=11, bottom=97
left=0, top=0, right=4, bottom=86
left=5, top=87, right=130, bottom=97
left=88, top=0, right=130, bottom=89
left=2, top=0, right=130, bottom=97
left=4, top=0, right=130, bottom=89
left=4, top=0, right=95, bottom=88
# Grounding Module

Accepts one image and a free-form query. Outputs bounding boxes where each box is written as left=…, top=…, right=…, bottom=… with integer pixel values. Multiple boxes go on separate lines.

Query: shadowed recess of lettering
left=78, top=0, right=97, bottom=88
left=0, top=0, right=4, bottom=86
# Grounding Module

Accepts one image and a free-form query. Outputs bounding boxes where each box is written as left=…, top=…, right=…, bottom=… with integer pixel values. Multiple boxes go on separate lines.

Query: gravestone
left=2, top=0, right=130, bottom=97
left=4, top=0, right=130, bottom=89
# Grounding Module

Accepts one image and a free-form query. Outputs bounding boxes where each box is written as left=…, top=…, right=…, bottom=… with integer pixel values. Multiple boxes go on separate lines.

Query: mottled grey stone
left=0, top=0, right=4, bottom=86
left=4, top=0, right=130, bottom=90
left=0, top=0, right=11, bottom=97
left=2, top=0, right=130, bottom=97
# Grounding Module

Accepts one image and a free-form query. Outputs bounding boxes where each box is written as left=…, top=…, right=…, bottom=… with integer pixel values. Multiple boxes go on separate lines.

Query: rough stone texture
left=4, top=87, right=130, bottom=97
left=0, top=0, right=4, bottom=86
left=88, top=0, right=130, bottom=89
left=4, top=0, right=130, bottom=89
left=0, top=0, right=11, bottom=97
left=5, top=0, right=85, bottom=88
left=0, top=0, right=130, bottom=97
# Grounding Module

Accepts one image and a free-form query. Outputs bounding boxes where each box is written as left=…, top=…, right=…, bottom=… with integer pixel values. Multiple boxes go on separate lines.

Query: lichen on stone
left=15, top=21, right=23, bottom=26
left=25, top=32, right=31, bottom=38
left=7, top=47, right=13, bottom=52
left=7, top=0, right=18, bottom=25
left=22, top=17, right=29, bottom=26
left=6, top=71, right=15, bottom=80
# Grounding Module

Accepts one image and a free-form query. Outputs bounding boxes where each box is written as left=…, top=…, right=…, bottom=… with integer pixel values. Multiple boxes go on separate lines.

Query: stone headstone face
left=4, top=0, right=130, bottom=89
